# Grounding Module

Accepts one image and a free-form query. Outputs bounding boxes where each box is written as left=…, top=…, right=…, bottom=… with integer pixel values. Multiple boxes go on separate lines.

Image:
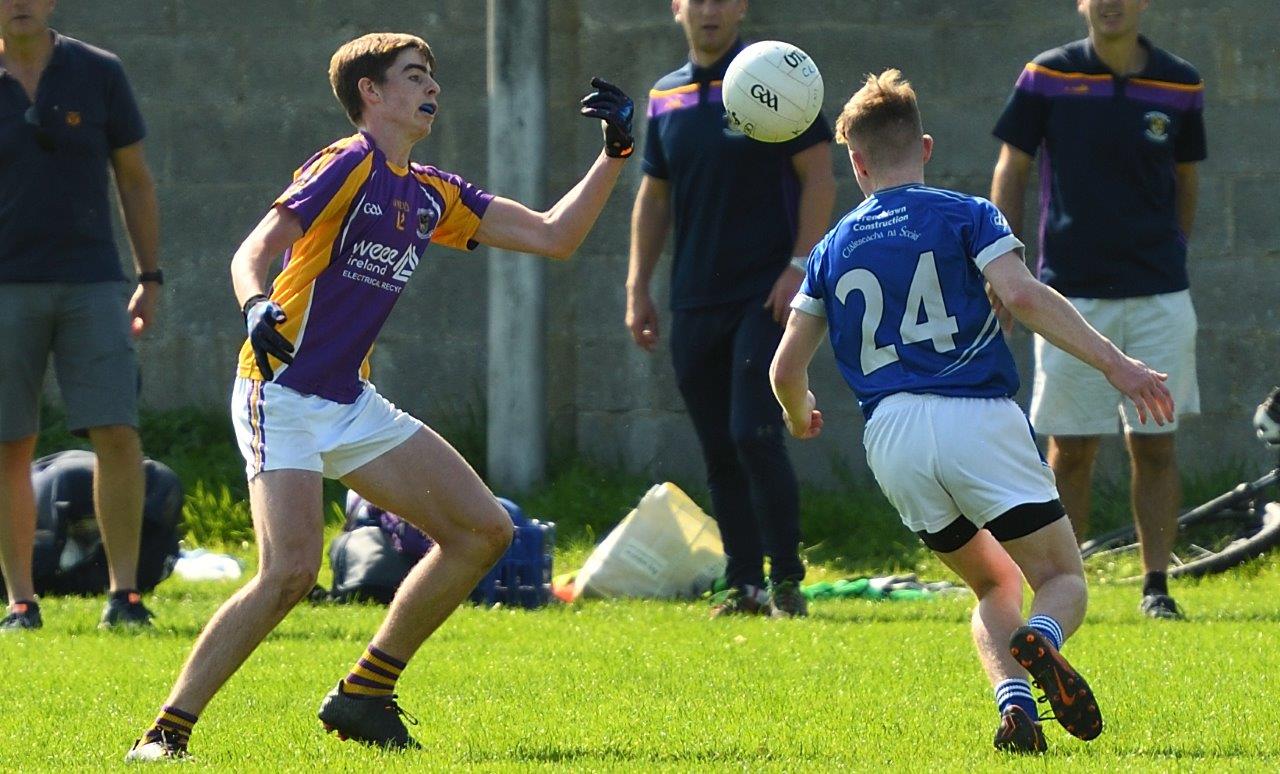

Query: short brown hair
left=834, top=69, right=922, bottom=167
left=329, top=33, right=435, bottom=125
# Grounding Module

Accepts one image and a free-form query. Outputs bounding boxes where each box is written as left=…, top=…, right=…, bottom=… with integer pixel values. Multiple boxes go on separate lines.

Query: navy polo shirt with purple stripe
left=0, top=32, right=146, bottom=283
left=993, top=36, right=1206, bottom=299
left=642, top=41, right=833, bottom=310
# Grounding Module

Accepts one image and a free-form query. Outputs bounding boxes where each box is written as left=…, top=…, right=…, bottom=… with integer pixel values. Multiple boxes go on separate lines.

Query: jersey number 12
left=835, top=251, right=959, bottom=375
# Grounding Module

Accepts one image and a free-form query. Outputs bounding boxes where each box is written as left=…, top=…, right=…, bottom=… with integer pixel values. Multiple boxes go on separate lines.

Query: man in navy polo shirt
left=625, top=0, right=835, bottom=617
left=990, top=0, right=1206, bottom=619
left=0, top=0, right=162, bottom=629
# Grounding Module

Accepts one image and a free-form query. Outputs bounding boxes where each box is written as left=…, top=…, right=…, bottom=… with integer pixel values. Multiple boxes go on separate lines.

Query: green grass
left=13, top=406, right=1280, bottom=769
left=3, top=560, right=1280, bottom=771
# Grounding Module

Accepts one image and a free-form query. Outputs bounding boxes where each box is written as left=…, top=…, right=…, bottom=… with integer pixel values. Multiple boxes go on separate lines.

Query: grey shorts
left=0, top=282, right=139, bottom=441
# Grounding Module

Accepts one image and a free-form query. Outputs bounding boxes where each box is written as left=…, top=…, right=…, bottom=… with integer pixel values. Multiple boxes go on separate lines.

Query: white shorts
left=1030, top=290, right=1199, bottom=436
left=231, top=378, right=422, bottom=480
left=863, top=393, right=1060, bottom=535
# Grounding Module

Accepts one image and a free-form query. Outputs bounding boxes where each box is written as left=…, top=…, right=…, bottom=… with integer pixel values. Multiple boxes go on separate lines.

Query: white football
left=723, top=41, right=824, bottom=143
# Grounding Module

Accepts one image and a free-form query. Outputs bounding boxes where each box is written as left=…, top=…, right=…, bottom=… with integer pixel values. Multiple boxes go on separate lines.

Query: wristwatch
left=138, top=270, right=164, bottom=285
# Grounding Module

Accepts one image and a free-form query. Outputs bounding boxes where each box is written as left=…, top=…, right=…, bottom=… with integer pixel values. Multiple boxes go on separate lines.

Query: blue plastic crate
left=469, top=498, right=555, bottom=608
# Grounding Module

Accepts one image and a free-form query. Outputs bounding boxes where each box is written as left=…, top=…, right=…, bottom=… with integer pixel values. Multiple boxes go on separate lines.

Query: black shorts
left=916, top=500, right=1067, bottom=554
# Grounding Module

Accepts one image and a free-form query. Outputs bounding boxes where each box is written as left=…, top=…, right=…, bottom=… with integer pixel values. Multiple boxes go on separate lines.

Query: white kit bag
left=574, top=482, right=726, bottom=600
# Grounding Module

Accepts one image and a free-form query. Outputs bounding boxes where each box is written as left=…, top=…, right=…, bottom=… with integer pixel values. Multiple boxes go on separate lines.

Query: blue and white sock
left=995, top=678, right=1037, bottom=719
left=1028, top=614, right=1065, bottom=651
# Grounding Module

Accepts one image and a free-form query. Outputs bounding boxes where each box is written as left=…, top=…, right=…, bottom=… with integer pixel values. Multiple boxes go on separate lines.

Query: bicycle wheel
left=1083, top=502, right=1280, bottom=581
left=1080, top=492, right=1254, bottom=560
left=1163, top=502, right=1280, bottom=578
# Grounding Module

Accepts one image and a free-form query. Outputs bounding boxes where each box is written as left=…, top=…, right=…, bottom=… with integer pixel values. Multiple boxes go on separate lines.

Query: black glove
left=1255, top=387, right=1280, bottom=446
left=580, top=77, right=634, bottom=159
left=243, top=294, right=294, bottom=381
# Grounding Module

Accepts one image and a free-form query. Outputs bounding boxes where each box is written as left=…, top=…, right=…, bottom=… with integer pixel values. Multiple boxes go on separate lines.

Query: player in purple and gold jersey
left=771, top=70, right=1172, bottom=753
left=127, top=33, right=634, bottom=760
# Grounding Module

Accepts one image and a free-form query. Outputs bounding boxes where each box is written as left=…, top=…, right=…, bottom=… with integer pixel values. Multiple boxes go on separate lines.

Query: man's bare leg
left=1127, top=432, right=1183, bottom=618
left=314, top=427, right=511, bottom=748
left=87, top=424, right=145, bottom=593
left=0, top=435, right=38, bottom=606
left=935, top=531, right=1028, bottom=689
left=1047, top=435, right=1101, bottom=540
left=341, top=426, right=512, bottom=662
left=937, top=518, right=1098, bottom=748
left=1126, top=433, right=1180, bottom=575
left=1002, top=517, right=1088, bottom=638
left=1002, top=516, right=1102, bottom=741
left=161, top=469, right=324, bottom=715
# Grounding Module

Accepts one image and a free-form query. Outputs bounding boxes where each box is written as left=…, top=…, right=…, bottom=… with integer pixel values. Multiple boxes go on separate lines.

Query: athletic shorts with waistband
left=1031, top=290, right=1199, bottom=436
left=863, top=393, right=1063, bottom=548
left=231, top=377, right=422, bottom=481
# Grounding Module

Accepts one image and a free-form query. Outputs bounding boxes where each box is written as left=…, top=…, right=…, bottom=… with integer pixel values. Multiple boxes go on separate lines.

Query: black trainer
left=1139, top=593, right=1184, bottom=620
left=0, top=600, right=42, bottom=631
left=101, top=590, right=154, bottom=628
left=124, top=730, right=189, bottom=762
left=767, top=581, right=809, bottom=619
left=318, top=681, right=421, bottom=749
left=708, top=585, right=768, bottom=618
left=1009, top=626, right=1103, bottom=741
left=993, top=705, right=1047, bottom=754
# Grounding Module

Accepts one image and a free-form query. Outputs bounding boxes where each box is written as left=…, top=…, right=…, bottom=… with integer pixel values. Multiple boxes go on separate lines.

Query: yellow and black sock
left=341, top=645, right=406, bottom=698
left=145, top=705, right=197, bottom=747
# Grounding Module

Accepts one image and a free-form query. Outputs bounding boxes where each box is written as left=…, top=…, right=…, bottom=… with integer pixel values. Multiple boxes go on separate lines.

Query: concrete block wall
left=54, top=1, right=1279, bottom=484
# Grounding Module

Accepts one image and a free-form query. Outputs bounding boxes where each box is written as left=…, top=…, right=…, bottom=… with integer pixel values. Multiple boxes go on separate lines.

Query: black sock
left=1143, top=571, right=1168, bottom=597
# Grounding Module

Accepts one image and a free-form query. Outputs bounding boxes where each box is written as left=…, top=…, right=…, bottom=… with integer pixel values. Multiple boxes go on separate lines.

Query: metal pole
left=486, top=0, right=547, bottom=493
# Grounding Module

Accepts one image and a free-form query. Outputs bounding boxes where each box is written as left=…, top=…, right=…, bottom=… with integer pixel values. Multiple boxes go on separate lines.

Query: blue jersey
left=792, top=184, right=1024, bottom=419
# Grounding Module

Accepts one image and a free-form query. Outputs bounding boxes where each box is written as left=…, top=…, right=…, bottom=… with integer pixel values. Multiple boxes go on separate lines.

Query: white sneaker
left=124, top=733, right=189, bottom=762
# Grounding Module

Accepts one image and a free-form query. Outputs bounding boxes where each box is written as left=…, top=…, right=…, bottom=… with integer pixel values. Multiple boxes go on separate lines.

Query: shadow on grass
left=470, top=743, right=817, bottom=766
left=60, top=622, right=380, bottom=642
left=1102, top=745, right=1280, bottom=761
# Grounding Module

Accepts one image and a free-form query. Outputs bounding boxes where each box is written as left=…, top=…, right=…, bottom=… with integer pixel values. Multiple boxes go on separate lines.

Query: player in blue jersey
left=125, top=33, right=634, bottom=761
left=770, top=70, right=1174, bottom=753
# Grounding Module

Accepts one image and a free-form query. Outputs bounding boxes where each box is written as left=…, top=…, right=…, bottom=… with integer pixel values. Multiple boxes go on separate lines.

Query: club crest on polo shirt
left=416, top=199, right=442, bottom=240
left=1144, top=110, right=1171, bottom=143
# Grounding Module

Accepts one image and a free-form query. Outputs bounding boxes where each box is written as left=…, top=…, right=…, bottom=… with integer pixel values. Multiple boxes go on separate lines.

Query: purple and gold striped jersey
left=237, top=131, right=492, bottom=402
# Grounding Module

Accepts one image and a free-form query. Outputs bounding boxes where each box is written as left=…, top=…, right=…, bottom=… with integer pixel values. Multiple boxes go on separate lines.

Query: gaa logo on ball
left=749, top=83, right=779, bottom=111
left=723, top=40, right=824, bottom=143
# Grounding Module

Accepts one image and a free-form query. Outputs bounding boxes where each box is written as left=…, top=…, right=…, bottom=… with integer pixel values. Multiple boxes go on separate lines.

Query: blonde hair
left=329, top=33, right=435, bottom=125
left=833, top=69, right=922, bottom=167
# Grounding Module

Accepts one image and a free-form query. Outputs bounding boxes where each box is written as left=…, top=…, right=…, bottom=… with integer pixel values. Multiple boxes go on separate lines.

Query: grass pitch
left=14, top=408, right=1278, bottom=770
left=3, top=556, right=1279, bottom=772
